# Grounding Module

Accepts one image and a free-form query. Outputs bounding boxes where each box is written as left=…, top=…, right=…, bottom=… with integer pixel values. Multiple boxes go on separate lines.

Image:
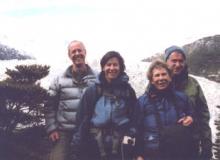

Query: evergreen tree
left=0, top=64, right=50, bottom=133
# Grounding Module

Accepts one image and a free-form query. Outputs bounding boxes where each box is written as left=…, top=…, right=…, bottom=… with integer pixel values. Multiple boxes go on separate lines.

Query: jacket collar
left=147, top=83, right=174, bottom=100
left=65, top=64, right=96, bottom=83
left=96, top=71, right=129, bottom=87
left=172, top=65, right=188, bottom=90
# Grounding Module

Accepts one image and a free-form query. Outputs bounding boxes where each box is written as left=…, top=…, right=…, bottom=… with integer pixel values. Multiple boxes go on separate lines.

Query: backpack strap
left=96, top=84, right=102, bottom=100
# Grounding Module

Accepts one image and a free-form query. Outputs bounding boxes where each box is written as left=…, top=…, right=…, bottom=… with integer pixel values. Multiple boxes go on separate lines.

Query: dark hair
left=147, top=60, right=172, bottom=81
left=100, top=51, right=125, bottom=72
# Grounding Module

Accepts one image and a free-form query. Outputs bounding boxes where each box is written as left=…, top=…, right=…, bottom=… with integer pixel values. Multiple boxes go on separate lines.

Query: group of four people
left=45, top=40, right=212, bottom=160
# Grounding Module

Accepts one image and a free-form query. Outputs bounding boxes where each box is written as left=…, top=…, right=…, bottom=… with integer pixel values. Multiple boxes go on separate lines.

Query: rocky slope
left=0, top=43, right=33, bottom=60
left=183, top=35, right=220, bottom=82
left=143, top=35, right=220, bottom=83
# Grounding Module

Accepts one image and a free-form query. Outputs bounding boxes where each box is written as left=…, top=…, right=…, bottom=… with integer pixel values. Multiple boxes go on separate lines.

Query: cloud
left=0, top=0, right=220, bottom=65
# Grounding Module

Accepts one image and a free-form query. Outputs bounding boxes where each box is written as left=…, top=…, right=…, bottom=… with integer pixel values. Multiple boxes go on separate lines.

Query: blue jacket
left=135, top=85, right=193, bottom=157
left=76, top=71, right=137, bottom=133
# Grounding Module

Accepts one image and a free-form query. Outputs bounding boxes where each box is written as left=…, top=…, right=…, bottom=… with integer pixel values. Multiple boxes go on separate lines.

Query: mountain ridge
left=0, top=42, right=33, bottom=60
left=142, top=35, right=220, bottom=83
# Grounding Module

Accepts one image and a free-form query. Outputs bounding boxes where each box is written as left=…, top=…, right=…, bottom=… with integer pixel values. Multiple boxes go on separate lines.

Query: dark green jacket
left=174, top=75, right=212, bottom=158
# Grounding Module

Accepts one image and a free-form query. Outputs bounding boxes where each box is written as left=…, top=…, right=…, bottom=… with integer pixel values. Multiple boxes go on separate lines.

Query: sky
left=0, top=0, right=220, bottom=65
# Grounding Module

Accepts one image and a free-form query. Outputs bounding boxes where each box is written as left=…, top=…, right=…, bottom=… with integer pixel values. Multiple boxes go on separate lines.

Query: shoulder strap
left=95, top=84, right=103, bottom=102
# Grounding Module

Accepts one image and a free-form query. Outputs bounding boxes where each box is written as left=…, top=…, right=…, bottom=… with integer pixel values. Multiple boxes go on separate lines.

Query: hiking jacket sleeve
left=45, top=76, right=60, bottom=134
left=133, top=96, right=146, bottom=158
left=125, top=85, right=138, bottom=137
left=127, top=85, right=137, bottom=123
left=186, top=77, right=212, bottom=158
left=176, top=91, right=194, bottom=118
left=76, top=84, right=97, bottom=130
left=196, top=84, right=212, bottom=158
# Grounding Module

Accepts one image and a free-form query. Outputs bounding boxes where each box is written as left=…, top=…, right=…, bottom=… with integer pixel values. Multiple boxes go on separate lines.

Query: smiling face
left=151, top=67, right=172, bottom=90
left=102, top=57, right=120, bottom=83
left=68, top=41, right=86, bottom=72
left=166, top=52, right=186, bottom=75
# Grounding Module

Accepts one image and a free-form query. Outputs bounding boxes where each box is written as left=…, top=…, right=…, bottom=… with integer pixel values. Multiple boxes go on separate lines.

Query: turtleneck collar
left=147, top=83, right=174, bottom=100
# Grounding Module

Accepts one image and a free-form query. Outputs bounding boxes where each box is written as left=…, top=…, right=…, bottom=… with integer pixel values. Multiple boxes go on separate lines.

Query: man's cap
left=164, top=45, right=186, bottom=61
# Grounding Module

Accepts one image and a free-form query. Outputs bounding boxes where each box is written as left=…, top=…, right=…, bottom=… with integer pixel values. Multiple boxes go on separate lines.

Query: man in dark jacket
left=164, top=45, right=213, bottom=160
left=45, top=40, right=96, bottom=160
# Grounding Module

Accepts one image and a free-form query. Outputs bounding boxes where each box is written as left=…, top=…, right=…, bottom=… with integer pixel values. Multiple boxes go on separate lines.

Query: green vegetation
left=0, top=64, right=50, bottom=133
left=0, top=64, right=51, bottom=160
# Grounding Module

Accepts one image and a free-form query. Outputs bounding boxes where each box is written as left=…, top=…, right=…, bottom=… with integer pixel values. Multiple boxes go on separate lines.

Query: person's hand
left=49, top=131, right=60, bottom=142
left=136, top=156, right=144, bottom=160
left=178, top=116, right=193, bottom=126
